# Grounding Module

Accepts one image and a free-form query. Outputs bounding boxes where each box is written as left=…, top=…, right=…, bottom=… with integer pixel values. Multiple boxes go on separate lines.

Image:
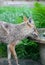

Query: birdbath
left=38, top=28, right=45, bottom=65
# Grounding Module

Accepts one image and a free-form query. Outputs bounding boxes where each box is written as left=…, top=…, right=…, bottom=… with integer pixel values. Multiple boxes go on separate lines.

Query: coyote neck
left=14, top=22, right=33, bottom=40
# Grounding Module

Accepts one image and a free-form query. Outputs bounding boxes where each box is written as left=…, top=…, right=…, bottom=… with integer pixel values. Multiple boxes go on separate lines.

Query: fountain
left=38, top=28, right=45, bottom=65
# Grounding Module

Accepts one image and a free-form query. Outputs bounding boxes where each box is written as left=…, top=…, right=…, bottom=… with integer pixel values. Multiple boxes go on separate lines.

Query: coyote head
left=23, top=16, right=38, bottom=37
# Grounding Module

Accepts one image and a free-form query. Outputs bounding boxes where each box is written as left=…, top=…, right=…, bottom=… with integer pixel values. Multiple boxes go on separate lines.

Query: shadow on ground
left=0, top=59, right=42, bottom=65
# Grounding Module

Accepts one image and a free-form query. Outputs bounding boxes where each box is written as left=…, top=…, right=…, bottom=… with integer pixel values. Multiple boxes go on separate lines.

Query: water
left=39, top=30, right=45, bottom=40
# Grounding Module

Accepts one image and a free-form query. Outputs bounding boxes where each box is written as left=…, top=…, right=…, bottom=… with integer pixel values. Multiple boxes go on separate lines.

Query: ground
left=0, top=58, right=42, bottom=65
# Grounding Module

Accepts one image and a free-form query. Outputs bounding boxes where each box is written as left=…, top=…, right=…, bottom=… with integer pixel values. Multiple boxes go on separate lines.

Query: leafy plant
left=0, top=6, right=31, bottom=24
left=32, top=2, right=45, bottom=28
left=16, top=39, right=40, bottom=60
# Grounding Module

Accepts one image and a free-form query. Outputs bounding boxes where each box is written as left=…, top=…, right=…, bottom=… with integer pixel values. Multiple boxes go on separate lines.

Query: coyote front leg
left=7, top=44, right=12, bottom=65
left=9, top=43, right=19, bottom=65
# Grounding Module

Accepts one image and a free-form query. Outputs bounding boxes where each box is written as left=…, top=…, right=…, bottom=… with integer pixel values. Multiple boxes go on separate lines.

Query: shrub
left=32, top=2, right=45, bottom=28
left=0, top=6, right=31, bottom=24
left=16, top=39, right=40, bottom=60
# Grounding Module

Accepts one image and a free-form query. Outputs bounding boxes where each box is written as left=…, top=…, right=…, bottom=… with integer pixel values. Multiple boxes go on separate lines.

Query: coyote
left=0, top=17, right=38, bottom=65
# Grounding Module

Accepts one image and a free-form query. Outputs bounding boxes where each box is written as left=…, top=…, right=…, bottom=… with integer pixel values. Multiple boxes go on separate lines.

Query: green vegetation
left=0, top=2, right=45, bottom=61
left=0, top=6, right=31, bottom=24
left=32, top=2, right=45, bottom=28
left=16, top=39, right=40, bottom=60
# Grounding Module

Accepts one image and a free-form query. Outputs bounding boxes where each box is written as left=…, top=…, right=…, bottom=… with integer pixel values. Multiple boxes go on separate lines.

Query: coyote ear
left=23, top=16, right=28, bottom=22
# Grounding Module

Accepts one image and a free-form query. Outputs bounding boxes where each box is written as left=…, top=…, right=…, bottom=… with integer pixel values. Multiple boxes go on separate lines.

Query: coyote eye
left=29, top=18, right=31, bottom=23
left=5, top=24, right=8, bottom=28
